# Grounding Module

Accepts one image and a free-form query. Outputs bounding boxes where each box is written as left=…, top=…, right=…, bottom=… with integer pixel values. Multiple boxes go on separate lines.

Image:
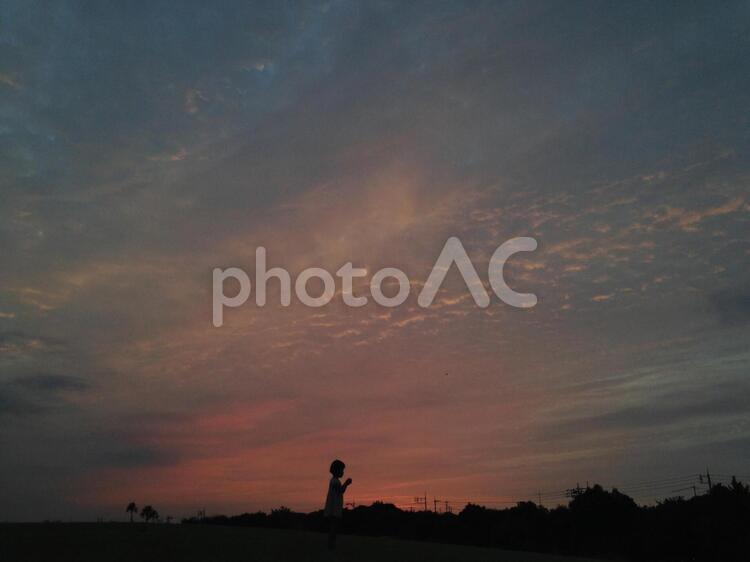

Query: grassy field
left=0, top=523, right=601, bottom=562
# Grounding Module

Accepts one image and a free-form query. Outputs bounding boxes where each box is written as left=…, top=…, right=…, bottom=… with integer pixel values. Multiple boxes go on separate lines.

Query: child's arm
left=342, top=478, right=352, bottom=493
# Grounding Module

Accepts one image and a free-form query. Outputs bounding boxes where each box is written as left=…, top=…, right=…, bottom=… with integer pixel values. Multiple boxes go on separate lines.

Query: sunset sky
left=1, top=1, right=749, bottom=521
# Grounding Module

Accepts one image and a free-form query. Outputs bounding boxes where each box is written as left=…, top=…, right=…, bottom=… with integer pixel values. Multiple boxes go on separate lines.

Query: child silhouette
left=324, top=459, right=352, bottom=550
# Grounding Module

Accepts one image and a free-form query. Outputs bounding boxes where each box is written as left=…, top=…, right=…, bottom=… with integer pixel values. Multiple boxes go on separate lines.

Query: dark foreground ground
left=0, top=523, right=602, bottom=562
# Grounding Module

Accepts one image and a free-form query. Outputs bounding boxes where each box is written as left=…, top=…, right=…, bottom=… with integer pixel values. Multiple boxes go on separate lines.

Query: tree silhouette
left=140, top=505, right=159, bottom=523
left=126, top=502, right=137, bottom=523
left=181, top=479, right=750, bottom=561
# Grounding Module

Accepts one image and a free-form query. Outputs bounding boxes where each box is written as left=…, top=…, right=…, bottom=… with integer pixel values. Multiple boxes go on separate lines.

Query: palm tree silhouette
left=126, top=502, right=138, bottom=523
left=140, top=505, right=159, bottom=523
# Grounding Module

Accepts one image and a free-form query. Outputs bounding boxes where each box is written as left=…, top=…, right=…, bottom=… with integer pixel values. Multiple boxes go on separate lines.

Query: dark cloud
left=11, top=372, right=90, bottom=392
left=0, top=331, right=65, bottom=351
left=0, top=387, right=41, bottom=416
left=711, top=290, right=750, bottom=327
left=88, top=443, right=181, bottom=468
left=539, top=385, right=750, bottom=442
left=0, top=372, right=90, bottom=417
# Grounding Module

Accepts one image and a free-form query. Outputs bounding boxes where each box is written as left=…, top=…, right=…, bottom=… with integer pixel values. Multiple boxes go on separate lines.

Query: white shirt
left=324, top=476, right=344, bottom=518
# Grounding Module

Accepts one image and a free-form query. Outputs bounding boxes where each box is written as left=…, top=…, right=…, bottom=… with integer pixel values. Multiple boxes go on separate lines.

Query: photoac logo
left=212, top=236, right=537, bottom=327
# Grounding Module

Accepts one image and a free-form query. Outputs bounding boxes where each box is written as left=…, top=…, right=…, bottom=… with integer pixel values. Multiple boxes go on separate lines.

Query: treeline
left=183, top=478, right=750, bottom=561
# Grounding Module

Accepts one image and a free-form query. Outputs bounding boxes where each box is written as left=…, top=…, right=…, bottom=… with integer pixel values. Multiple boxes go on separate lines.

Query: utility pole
left=444, top=501, right=452, bottom=514
left=699, top=468, right=713, bottom=492
left=565, top=483, right=585, bottom=499
left=537, top=491, right=543, bottom=507
left=433, top=498, right=442, bottom=513
left=414, top=494, right=428, bottom=512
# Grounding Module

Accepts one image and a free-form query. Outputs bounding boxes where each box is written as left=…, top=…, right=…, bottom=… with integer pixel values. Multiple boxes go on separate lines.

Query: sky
left=1, top=1, right=749, bottom=521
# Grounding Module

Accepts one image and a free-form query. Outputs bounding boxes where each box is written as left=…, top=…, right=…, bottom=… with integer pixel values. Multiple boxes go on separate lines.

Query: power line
left=671, top=485, right=697, bottom=497
left=617, top=474, right=702, bottom=487
left=367, top=470, right=750, bottom=514
left=617, top=478, right=698, bottom=493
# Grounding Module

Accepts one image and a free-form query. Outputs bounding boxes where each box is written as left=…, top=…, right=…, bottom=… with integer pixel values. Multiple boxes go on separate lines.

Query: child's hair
left=330, top=459, right=345, bottom=476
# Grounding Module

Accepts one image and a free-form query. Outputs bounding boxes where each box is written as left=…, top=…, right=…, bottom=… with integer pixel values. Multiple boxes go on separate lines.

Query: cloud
left=184, top=89, right=207, bottom=114
left=711, top=290, right=750, bottom=326
left=11, top=373, right=90, bottom=392
left=535, top=374, right=750, bottom=444
left=0, top=373, right=90, bottom=417
left=89, top=443, right=182, bottom=468
left=0, top=331, right=66, bottom=356
left=0, top=73, right=21, bottom=89
left=648, top=197, right=745, bottom=232
left=546, top=390, right=750, bottom=439
left=0, top=388, right=40, bottom=415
